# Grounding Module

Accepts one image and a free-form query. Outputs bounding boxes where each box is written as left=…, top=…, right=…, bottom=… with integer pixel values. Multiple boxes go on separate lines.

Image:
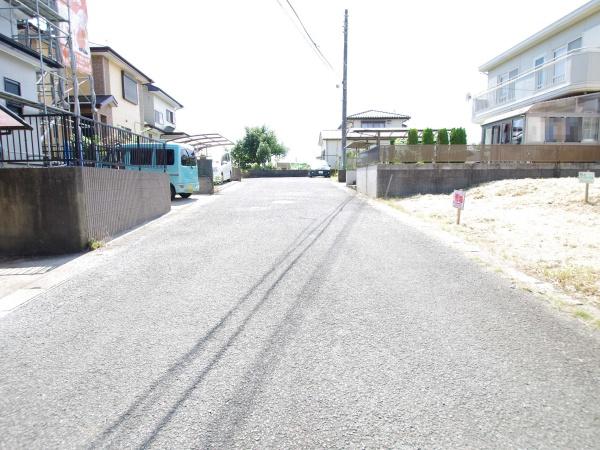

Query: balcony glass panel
left=473, top=48, right=600, bottom=121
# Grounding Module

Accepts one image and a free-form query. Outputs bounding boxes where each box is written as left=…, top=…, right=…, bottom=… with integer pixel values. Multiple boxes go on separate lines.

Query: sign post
left=578, top=171, right=595, bottom=204
left=452, top=189, right=465, bottom=225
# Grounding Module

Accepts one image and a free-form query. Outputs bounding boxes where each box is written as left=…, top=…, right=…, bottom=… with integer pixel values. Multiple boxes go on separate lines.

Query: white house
left=319, top=110, right=410, bottom=169
left=142, top=84, right=183, bottom=140
left=472, top=0, right=600, bottom=144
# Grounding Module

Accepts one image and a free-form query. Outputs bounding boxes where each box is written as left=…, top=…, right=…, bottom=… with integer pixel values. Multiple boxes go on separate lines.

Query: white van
left=210, top=149, right=232, bottom=183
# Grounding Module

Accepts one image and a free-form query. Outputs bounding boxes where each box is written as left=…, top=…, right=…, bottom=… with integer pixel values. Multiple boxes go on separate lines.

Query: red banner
left=58, top=0, right=91, bottom=75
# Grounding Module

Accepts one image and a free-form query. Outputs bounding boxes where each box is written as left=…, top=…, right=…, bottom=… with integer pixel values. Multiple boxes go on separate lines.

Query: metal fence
left=0, top=114, right=166, bottom=169
left=357, top=144, right=600, bottom=167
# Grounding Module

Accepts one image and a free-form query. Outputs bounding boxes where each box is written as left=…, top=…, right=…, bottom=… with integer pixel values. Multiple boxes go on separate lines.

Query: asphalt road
left=1, top=178, right=599, bottom=449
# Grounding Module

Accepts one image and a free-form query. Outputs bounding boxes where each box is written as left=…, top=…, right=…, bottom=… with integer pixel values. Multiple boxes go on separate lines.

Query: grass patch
left=539, top=265, right=600, bottom=297
left=88, top=239, right=104, bottom=251
left=574, top=309, right=593, bottom=322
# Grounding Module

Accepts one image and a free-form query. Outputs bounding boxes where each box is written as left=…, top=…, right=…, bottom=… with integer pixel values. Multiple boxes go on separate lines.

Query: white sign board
left=452, top=190, right=465, bottom=210
left=579, top=171, right=595, bottom=184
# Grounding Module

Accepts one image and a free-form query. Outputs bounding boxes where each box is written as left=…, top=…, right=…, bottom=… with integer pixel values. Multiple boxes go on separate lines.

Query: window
left=156, top=148, right=175, bottom=166
left=4, top=78, right=23, bottom=115
left=154, top=110, right=164, bottom=125
left=130, top=148, right=153, bottom=166
left=484, top=127, right=493, bottom=145
left=361, top=121, right=385, bottom=128
left=491, top=125, right=501, bottom=144
left=534, top=56, right=545, bottom=90
left=512, top=118, right=524, bottom=144
left=166, top=109, right=174, bottom=123
left=545, top=117, right=565, bottom=142
left=4, top=78, right=21, bottom=96
left=496, top=69, right=516, bottom=104
left=582, top=117, right=599, bottom=142
left=565, top=117, right=582, bottom=142
left=501, top=122, right=512, bottom=144
left=508, top=69, right=518, bottom=101
left=122, top=71, right=138, bottom=104
left=553, top=46, right=567, bottom=83
left=568, top=37, right=582, bottom=52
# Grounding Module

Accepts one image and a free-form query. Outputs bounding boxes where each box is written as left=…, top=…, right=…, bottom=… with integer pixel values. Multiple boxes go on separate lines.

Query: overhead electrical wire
left=274, top=0, right=335, bottom=72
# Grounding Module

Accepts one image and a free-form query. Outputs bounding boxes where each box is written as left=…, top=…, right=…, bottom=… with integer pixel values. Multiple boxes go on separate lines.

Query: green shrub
left=437, top=128, right=449, bottom=145
left=422, top=128, right=434, bottom=145
left=450, top=127, right=467, bottom=145
left=407, top=128, right=419, bottom=145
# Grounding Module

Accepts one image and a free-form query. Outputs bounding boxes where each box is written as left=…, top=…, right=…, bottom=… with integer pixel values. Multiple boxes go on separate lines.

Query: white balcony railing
left=472, top=48, right=600, bottom=122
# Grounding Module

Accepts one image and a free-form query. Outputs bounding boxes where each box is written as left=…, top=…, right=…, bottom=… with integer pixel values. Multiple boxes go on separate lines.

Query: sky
left=87, top=0, right=588, bottom=162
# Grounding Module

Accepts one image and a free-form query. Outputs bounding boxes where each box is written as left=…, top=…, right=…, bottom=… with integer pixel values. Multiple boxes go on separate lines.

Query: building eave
left=0, top=33, right=63, bottom=69
left=145, top=84, right=183, bottom=109
left=90, top=46, right=153, bottom=83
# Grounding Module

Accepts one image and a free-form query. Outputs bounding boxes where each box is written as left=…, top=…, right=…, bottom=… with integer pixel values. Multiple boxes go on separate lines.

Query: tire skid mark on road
left=203, top=200, right=364, bottom=448
left=88, top=195, right=355, bottom=449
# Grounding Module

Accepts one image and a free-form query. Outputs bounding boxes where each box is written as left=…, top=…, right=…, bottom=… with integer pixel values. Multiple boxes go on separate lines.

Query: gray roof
left=347, top=110, right=410, bottom=120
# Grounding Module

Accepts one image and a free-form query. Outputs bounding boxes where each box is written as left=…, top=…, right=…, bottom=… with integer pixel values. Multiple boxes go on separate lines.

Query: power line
left=274, top=0, right=335, bottom=72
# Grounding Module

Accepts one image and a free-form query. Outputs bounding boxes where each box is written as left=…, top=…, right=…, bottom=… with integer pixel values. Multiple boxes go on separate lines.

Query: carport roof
left=167, top=133, right=233, bottom=151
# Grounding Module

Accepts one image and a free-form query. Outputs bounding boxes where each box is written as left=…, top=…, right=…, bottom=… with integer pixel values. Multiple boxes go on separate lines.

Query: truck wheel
left=170, top=184, right=176, bottom=200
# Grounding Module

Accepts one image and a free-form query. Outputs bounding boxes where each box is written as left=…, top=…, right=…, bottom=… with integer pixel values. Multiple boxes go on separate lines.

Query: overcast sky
left=87, top=0, right=587, bottom=161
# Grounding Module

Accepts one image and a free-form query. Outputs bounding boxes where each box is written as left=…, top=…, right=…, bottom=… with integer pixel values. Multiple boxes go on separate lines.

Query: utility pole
left=340, top=9, right=348, bottom=180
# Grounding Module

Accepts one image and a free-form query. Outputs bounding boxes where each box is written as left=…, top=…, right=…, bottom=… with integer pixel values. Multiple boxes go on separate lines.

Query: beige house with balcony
left=473, top=0, right=600, bottom=145
left=85, top=46, right=152, bottom=132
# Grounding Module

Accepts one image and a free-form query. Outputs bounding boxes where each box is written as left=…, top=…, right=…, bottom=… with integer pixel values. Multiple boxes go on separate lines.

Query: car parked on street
left=211, top=150, right=232, bottom=183
left=308, top=159, right=331, bottom=178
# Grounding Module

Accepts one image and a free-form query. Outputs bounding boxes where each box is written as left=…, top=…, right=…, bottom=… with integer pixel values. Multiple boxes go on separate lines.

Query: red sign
left=452, top=190, right=465, bottom=209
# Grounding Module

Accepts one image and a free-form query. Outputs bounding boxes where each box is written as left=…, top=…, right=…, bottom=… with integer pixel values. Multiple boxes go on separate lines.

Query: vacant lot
left=390, top=177, right=600, bottom=321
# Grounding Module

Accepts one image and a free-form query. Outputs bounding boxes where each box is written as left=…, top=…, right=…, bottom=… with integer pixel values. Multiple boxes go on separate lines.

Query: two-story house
left=86, top=46, right=152, bottom=132
left=472, top=0, right=600, bottom=145
left=142, top=84, right=183, bottom=140
left=319, top=110, right=410, bottom=169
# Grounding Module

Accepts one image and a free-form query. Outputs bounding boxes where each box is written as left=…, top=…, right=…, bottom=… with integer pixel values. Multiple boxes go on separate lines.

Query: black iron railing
left=0, top=114, right=167, bottom=169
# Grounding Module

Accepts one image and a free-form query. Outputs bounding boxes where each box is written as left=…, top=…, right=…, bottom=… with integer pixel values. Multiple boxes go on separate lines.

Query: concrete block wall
left=81, top=168, right=170, bottom=242
left=0, top=167, right=170, bottom=256
left=357, top=163, right=600, bottom=198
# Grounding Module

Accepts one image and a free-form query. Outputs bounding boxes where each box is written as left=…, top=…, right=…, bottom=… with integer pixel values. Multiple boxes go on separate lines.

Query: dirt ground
left=390, top=177, right=600, bottom=324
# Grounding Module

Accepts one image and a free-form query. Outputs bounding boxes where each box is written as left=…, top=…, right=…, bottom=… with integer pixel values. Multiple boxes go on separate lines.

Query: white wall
left=0, top=49, right=38, bottom=114
left=487, top=10, right=600, bottom=85
left=153, top=95, right=177, bottom=129
left=107, top=59, right=144, bottom=132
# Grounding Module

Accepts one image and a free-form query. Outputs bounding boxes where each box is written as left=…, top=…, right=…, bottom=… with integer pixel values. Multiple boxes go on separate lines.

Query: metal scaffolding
left=0, top=0, right=89, bottom=114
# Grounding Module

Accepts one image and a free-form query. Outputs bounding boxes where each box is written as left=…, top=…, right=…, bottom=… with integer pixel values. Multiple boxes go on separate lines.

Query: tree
left=422, top=128, right=435, bottom=145
left=231, top=126, right=287, bottom=169
left=407, top=128, right=419, bottom=145
left=450, top=127, right=467, bottom=145
left=437, top=128, right=449, bottom=145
